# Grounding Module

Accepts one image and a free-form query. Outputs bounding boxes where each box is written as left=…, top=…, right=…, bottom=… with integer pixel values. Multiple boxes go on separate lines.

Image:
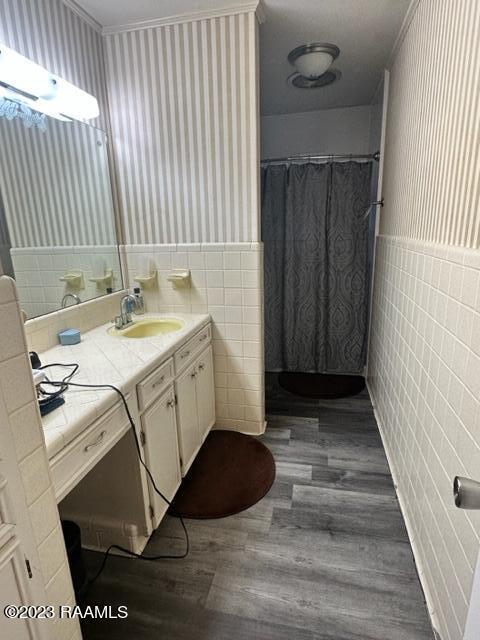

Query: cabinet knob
left=166, top=398, right=175, bottom=408
left=152, top=375, right=165, bottom=388
left=191, top=370, right=197, bottom=379
left=198, top=363, right=205, bottom=371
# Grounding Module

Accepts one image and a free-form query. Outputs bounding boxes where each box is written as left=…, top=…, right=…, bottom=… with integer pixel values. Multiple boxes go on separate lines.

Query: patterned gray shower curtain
left=261, top=161, right=372, bottom=374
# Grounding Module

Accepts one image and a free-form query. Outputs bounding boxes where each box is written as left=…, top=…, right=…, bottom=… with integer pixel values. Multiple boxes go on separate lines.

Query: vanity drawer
left=137, top=358, right=174, bottom=412
left=174, top=324, right=211, bottom=373
left=51, top=394, right=134, bottom=502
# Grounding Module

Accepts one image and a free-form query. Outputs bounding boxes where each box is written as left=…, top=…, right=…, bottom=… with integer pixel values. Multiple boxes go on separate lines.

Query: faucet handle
left=114, top=315, right=123, bottom=330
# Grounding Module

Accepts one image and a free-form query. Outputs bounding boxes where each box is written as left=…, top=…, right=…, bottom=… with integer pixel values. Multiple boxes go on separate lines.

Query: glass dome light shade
left=294, top=51, right=334, bottom=79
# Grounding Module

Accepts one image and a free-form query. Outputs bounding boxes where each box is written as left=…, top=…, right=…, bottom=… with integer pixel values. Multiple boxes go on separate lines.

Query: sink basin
left=108, top=318, right=184, bottom=338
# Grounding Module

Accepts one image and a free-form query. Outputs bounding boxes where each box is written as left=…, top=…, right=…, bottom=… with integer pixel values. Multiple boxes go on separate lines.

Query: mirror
left=0, top=104, right=123, bottom=319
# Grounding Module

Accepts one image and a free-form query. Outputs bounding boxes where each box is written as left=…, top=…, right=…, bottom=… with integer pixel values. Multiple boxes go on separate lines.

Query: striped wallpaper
left=0, top=0, right=118, bottom=248
left=381, top=0, right=480, bottom=249
left=0, top=116, right=116, bottom=247
left=104, top=12, right=260, bottom=245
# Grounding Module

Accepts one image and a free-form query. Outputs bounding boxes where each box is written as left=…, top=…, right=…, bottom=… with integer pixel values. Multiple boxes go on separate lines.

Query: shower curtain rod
left=261, top=151, right=380, bottom=164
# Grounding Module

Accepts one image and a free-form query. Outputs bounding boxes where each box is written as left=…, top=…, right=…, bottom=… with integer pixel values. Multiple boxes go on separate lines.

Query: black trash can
left=61, top=520, right=88, bottom=599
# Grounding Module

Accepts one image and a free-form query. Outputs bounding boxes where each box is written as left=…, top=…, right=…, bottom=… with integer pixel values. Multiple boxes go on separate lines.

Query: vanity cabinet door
left=0, top=535, right=38, bottom=639
left=141, top=387, right=181, bottom=528
left=175, top=363, right=201, bottom=476
left=196, top=345, right=215, bottom=443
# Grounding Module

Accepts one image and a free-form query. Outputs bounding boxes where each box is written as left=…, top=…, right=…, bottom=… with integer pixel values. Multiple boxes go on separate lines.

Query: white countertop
left=39, top=313, right=210, bottom=459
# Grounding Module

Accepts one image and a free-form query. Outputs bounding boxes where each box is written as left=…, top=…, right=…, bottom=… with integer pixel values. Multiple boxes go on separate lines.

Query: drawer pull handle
left=180, top=350, right=190, bottom=359
left=199, top=334, right=208, bottom=342
left=191, top=370, right=197, bottom=379
left=198, top=363, right=205, bottom=371
left=84, top=430, right=107, bottom=452
left=167, top=398, right=175, bottom=408
left=152, top=375, right=165, bottom=389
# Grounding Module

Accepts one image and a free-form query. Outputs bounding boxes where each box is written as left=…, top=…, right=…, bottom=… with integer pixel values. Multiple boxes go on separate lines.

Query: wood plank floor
left=81, top=374, right=433, bottom=640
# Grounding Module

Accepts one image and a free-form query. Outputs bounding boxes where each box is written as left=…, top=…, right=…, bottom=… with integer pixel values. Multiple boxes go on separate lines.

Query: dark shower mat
left=278, top=372, right=365, bottom=399
left=169, top=430, right=275, bottom=519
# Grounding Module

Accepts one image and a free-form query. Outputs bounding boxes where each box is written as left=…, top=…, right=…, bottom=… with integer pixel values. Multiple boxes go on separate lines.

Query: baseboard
left=366, top=379, right=441, bottom=639
left=62, top=511, right=149, bottom=556
left=213, top=419, right=266, bottom=436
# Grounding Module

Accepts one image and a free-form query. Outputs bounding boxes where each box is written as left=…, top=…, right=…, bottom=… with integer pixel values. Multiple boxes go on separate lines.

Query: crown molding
left=61, top=0, right=102, bottom=33
left=102, top=1, right=265, bottom=36
left=255, top=0, right=266, bottom=24
left=387, top=0, right=421, bottom=69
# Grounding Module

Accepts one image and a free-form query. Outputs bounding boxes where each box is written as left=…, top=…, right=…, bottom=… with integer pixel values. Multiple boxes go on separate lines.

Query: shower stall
left=261, top=153, right=378, bottom=395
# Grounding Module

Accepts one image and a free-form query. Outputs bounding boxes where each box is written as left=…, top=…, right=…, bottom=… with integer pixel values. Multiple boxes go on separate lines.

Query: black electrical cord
left=37, top=363, right=79, bottom=406
left=37, top=363, right=189, bottom=586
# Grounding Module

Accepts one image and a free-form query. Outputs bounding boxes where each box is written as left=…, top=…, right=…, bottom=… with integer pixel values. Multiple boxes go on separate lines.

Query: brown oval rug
left=169, top=430, right=275, bottom=519
left=278, top=372, right=365, bottom=399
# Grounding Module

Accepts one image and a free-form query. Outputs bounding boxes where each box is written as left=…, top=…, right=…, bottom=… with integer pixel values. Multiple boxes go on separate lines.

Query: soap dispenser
left=133, top=287, right=145, bottom=315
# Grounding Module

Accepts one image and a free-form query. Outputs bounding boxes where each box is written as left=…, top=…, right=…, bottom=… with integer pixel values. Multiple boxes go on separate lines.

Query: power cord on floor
left=37, top=363, right=189, bottom=587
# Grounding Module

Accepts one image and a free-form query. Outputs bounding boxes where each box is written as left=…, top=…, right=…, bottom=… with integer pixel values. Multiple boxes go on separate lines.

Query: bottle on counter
left=133, top=287, right=145, bottom=315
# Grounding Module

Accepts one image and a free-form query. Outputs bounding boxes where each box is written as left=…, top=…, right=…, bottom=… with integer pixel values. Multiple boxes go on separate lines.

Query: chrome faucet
left=61, top=293, right=81, bottom=308
left=115, top=294, right=136, bottom=329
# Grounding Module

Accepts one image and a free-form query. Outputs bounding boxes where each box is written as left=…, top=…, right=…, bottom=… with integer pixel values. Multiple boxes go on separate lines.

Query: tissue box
left=58, top=329, right=81, bottom=345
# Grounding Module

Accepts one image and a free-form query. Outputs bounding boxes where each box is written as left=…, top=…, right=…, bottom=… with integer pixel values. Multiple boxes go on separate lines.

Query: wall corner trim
left=102, top=2, right=263, bottom=35
left=60, top=0, right=103, bottom=33
left=386, top=0, right=421, bottom=69
left=366, top=378, right=440, bottom=640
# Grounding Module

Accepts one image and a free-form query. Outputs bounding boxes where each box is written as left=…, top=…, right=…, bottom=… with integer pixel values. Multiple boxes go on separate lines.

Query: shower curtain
left=261, top=161, right=372, bottom=374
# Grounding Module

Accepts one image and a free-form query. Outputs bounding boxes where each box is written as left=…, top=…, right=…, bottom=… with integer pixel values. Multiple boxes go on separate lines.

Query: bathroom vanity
left=39, top=313, right=215, bottom=554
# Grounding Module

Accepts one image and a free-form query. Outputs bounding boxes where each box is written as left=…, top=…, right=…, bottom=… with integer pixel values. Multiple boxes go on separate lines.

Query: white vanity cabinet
left=175, top=344, right=215, bottom=475
left=175, top=362, right=202, bottom=474
left=0, top=466, right=49, bottom=640
left=57, top=320, right=215, bottom=556
left=0, top=533, right=35, bottom=640
left=140, top=386, right=181, bottom=528
left=196, top=345, right=215, bottom=443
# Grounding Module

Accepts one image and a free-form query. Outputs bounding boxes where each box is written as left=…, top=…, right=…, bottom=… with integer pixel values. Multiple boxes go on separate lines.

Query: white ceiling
left=73, top=0, right=410, bottom=116
left=260, top=0, right=410, bottom=115
left=72, top=0, right=238, bottom=28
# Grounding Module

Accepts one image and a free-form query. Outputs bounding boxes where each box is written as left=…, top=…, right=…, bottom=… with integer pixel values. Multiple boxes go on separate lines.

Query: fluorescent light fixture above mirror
left=0, top=43, right=99, bottom=121
left=0, top=86, right=71, bottom=123
left=0, top=44, right=54, bottom=98
left=50, top=76, right=99, bottom=121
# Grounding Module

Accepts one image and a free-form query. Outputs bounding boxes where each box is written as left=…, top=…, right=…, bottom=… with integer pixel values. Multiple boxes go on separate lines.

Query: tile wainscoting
left=368, top=235, right=480, bottom=640
left=24, top=291, right=125, bottom=354
left=122, top=242, right=265, bottom=435
left=0, top=276, right=80, bottom=640
left=11, top=246, right=122, bottom=320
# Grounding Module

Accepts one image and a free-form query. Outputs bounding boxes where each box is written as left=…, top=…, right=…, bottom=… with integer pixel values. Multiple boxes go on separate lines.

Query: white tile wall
left=368, top=236, right=480, bottom=640
left=11, top=245, right=122, bottom=320
left=25, top=290, right=125, bottom=354
left=0, top=275, right=80, bottom=639
left=123, top=242, right=265, bottom=435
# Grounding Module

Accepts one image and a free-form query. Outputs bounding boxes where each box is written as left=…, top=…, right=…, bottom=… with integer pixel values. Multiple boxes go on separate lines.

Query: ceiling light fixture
left=287, top=43, right=341, bottom=89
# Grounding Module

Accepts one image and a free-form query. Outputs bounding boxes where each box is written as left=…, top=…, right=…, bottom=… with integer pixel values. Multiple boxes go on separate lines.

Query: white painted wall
left=261, top=105, right=372, bottom=160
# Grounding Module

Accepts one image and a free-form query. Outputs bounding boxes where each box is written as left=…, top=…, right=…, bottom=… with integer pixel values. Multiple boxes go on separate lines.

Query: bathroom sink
left=108, top=318, right=184, bottom=338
